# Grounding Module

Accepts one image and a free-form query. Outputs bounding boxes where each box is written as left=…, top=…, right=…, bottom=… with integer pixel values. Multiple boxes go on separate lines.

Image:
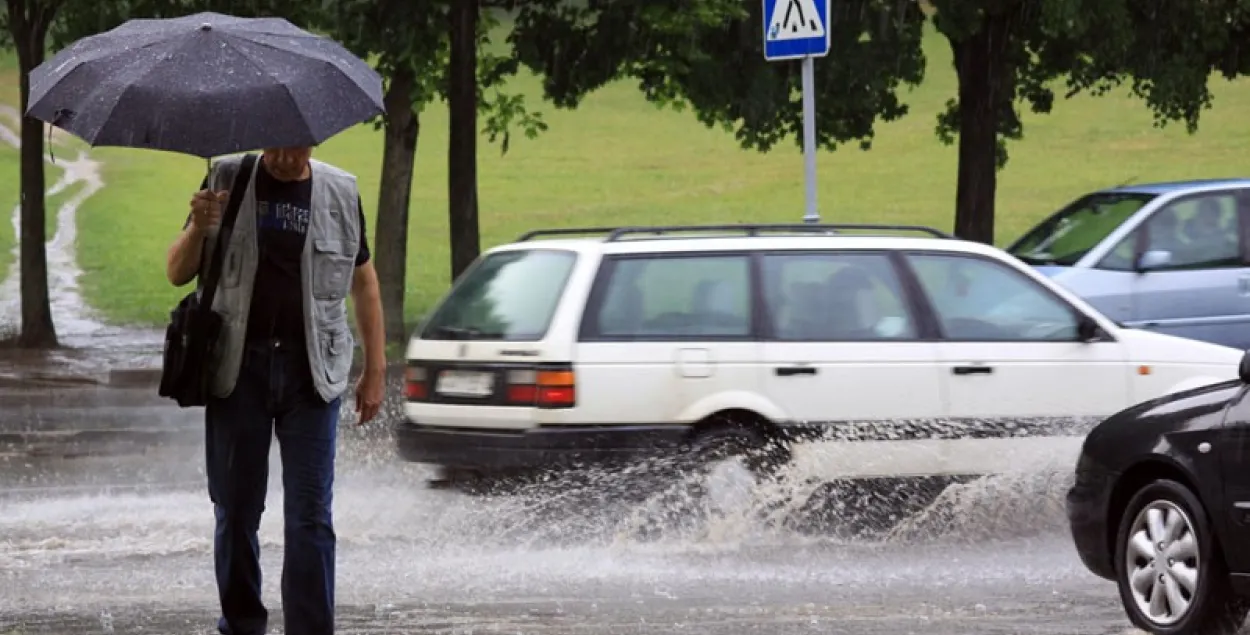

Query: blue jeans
left=205, top=339, right=340, bottom=635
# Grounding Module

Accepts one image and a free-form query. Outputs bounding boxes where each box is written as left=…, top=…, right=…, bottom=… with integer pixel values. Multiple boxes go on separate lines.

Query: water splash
left=0, top=434, right=1082, bottom=560
left=0, top=415, right=1098, bottom=618
left=0, top=374, right=1089, bottom=564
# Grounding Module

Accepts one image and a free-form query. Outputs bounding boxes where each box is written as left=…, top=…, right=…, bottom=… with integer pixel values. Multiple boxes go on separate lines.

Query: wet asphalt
left=0, top=370, right=1152, bottom=635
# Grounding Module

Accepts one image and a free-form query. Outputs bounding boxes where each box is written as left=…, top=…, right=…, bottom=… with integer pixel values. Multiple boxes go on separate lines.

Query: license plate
left=435, top=370, right=494, bottom=397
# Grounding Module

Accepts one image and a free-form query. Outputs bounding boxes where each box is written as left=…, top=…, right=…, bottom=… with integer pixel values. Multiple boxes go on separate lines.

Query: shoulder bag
left=158, top=153, right=258, bottom=407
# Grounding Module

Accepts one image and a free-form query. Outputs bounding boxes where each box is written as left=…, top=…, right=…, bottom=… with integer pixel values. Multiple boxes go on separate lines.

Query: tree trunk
left=447, top=0, right=480, bottom=281
left=949, top=13, right=1012, bottom=245
left=11, top=8, right=58, bottom=348
left=374, top=65, right=420, bottom=344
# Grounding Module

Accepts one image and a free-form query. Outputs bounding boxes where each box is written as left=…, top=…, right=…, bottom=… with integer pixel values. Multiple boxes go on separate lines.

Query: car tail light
left=405, top=366, right=428, bottom=401
left=505, top=368, right=576, bottom=408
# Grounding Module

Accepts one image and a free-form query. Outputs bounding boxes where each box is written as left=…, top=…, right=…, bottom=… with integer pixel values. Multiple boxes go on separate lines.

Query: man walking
left=164, top=146, right=387, bottom=635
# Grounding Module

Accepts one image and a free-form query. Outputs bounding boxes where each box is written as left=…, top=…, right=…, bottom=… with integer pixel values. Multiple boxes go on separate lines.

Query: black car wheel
left=1113, top=479, right=1248, bottom=635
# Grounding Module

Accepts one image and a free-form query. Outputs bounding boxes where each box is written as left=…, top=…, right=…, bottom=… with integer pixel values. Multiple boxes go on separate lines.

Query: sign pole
left=763, top=0, right=829, bottom=224
left=801, top=55, right=818, bottom=224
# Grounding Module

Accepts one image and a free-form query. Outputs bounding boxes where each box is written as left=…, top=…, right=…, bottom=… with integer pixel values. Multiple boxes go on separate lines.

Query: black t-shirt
left=188, top=161, right=371, bottom=345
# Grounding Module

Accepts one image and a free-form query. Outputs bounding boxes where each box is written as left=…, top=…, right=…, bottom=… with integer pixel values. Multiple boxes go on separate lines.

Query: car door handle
left=952, top=365, right=993, bottom=375
left=775, top=366, right=817, bottom=377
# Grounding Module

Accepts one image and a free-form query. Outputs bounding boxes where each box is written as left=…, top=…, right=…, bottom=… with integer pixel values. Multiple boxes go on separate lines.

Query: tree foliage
left=510, top=0, right=927, bottom=154
left=52, top=0, right=316, bottom=48
left=323, top=0, right=447, bottom=128
left=1065, top=0, right=1250, bottom=133
left=324, top=0, right=546, bottom=150
left=927, top=0, right=1250, bottom=243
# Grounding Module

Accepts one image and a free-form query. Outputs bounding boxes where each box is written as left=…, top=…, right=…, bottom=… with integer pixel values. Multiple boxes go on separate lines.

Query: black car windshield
left=421, top=249, right=578, bottom=341
left=1008, top=192, right=1157, bottom=266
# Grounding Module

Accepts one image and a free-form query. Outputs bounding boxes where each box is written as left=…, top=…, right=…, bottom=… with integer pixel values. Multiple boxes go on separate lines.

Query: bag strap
left=199, top=153, right=258, bottom=315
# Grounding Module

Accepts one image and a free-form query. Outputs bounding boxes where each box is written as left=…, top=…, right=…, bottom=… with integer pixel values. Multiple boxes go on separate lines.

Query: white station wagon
left=397, top=224, right=1241, bottom=487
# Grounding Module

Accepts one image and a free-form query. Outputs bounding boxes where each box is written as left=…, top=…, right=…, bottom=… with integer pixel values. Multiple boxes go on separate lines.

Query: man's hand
left=350, top=260, right=387, bottom=425
left=354, top=368, right=385, bottom=424
left=167, top=188, right=226, bottom=286
left=189, top=189, right=228, bottom=231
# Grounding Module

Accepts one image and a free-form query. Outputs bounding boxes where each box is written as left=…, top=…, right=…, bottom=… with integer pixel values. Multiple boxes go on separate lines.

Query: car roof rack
left=514, top=223, right=953, bottom=243
left=515, top=227, right=625, bottom=241
left=604, top=223, right=952, bottom=241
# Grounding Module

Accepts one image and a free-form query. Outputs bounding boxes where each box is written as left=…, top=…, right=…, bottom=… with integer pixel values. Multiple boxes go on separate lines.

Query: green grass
left=0, top=148, right=16, bottom=284
left=0, top=52, right=17, bottom=284
left=7, top=29, right=1250, bottom=332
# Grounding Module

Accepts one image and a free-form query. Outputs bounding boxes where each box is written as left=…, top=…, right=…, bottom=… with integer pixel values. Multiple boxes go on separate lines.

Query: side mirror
left=1240, top=350, right=1250, bottom=384
left=1136, top=249, right=1172, bottom=272
left=1077, top=316, right=1101, bottom=343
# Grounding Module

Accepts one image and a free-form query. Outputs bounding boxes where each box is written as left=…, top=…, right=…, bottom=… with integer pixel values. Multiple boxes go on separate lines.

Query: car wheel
left=1114, top=479, right=1248, bottom=635
left=682, top=424, right=790, bottom=516
left=624, top=423, right=791, bottom=541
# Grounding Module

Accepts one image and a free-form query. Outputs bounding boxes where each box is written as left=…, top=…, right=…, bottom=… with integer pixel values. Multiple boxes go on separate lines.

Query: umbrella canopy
left=25, top=12, right=384, bottom=158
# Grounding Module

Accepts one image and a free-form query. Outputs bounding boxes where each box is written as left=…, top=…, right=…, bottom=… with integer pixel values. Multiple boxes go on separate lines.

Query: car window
left=760, top=252, right=917, bottom=340
left=1098, top=191, right=1244, bottom=271
left=1009, top=192, right=1156, bottom=266
left=907, top=253, right=1079, bottom=341
left=421, top=249, right=578, bottom=341
left=584, top=254, right=752, bottom=339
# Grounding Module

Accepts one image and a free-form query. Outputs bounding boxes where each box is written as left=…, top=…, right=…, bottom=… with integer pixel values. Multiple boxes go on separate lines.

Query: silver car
left=1007, top=178, right=1250, bottom=350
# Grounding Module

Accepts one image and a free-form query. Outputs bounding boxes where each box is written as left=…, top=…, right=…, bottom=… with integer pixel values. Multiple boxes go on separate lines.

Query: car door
left=1098, top=188, right=1250, bottom=349
left=575, top=251, right=760, bottom=426
left=757, top=250, right=945, bottom=477
left=902, top=251, right=1131, bottom=437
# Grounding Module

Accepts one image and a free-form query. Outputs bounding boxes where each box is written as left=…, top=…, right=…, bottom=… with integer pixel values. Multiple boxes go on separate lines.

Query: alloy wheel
left=1125, top=500, right=1201, bottom=626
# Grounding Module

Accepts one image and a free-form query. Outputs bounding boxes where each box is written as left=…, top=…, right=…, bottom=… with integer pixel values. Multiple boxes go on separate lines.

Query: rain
left=2, top=5, right=1223, bottom=635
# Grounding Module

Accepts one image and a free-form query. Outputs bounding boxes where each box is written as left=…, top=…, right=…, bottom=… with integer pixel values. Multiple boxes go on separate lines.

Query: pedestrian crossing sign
left=763, top=0, right=832, bottom=61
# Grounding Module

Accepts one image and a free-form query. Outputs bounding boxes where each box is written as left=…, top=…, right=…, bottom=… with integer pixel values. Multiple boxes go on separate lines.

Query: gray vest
left=198, top=155, right=361, bottom=403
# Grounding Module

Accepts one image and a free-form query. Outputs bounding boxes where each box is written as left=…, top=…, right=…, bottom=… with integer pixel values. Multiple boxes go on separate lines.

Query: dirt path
left=0, top=104, right=163, bottom=356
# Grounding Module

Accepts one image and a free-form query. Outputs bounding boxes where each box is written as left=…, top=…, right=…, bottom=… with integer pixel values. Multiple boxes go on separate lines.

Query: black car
left=1068, top=351, right=1250, bottom=635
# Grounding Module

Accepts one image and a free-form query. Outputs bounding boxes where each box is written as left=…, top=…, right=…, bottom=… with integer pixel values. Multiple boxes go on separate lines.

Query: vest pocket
left=312, top=239, right=353, bottom=300
left=322, top=326, right=354, bottom=385
left=317, top=298, right=346, bottom=325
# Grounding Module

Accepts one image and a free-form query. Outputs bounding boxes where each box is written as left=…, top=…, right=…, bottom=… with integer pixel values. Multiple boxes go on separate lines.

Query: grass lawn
left=0, top=51, right=17, bottom=285
left=0, top=148, right=16, bottom=284
left=5, top=28, right=1250, bottom=333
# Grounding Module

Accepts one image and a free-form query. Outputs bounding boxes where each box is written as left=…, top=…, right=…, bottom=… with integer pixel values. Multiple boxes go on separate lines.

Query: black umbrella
left=25, top=12, right=384, bottom=158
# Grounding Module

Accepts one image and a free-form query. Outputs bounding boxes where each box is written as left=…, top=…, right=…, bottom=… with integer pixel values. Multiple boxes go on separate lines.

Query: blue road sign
left=763, top=0, right=832, bottom=61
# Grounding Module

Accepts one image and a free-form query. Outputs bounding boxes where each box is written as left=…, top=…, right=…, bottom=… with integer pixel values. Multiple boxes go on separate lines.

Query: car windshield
left=420, top=249, right=578, bottom=341
left=1008, top=192, right=1157, bottom=266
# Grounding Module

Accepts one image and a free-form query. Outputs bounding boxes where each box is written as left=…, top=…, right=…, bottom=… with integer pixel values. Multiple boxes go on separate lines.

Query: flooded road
left=0, top=408, right=1142, bottom=635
